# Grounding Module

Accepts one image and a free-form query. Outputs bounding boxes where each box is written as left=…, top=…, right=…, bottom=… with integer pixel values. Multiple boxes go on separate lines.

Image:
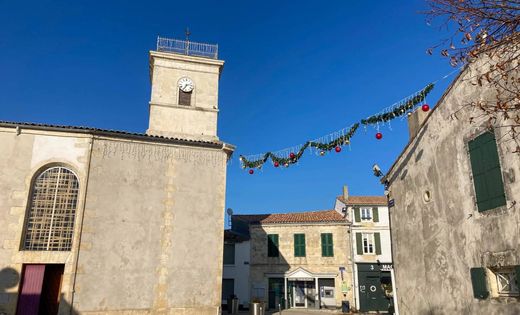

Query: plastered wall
left=386, top=59, right=520, bottom=314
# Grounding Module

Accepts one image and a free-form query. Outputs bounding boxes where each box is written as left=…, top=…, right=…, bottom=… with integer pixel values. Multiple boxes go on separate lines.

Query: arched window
left=22, top=166, right=79, bottom=251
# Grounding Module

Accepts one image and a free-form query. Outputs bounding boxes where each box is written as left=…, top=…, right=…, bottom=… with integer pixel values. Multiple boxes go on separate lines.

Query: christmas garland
left=240, top=123, right=359, bottom=169
left=361, top=83, right=434, bottom=125
left=240, top=83, right=435, bottom=172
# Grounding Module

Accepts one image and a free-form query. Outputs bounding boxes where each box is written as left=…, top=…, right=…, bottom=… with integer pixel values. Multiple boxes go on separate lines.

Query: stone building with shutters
left=382, top=56, right=520, bottom=314
left=334, top=188, right=394, bottom=313
left=231, top=210, right=353, bottom=310
left=0, top=37, right=234, bottom=315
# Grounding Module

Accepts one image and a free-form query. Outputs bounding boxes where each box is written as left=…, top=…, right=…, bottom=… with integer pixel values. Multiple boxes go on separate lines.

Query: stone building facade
left=234, top=210, right=353, bottom=310
left=334, top=190, right=394, bottom=313
left=0, top=37, right=233, bottom=315
left=383, top=57, right=520, bottom=314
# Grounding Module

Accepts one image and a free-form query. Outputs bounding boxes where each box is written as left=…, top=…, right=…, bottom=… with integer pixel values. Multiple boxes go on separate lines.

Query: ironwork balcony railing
left=156, top=36, right=218, bottom=59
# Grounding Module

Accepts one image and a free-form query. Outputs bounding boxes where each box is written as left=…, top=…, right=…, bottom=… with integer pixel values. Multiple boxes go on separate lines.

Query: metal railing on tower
left=156, top=36, right=218, bottom=59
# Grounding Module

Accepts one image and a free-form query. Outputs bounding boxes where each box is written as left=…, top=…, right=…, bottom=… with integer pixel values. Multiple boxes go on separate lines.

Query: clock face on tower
left=178, top=77, right=194, bottom=93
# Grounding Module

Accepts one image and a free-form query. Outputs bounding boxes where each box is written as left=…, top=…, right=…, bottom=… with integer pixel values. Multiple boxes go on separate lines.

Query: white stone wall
left=0, top=129, right=231, bottom=315
left=147, top=51, right=224, bottom=141
left=0, top=129, right=92, bottom=315
left=222, top=240, right=251, bottom=307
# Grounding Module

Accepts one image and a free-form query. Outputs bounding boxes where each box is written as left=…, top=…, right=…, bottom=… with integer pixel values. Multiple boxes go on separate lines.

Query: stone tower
left=147, top=36, right=224, bottom=141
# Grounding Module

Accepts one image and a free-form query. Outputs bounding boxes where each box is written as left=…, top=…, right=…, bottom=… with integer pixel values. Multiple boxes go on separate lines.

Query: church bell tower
left=147, top=36, right=224, bottom=141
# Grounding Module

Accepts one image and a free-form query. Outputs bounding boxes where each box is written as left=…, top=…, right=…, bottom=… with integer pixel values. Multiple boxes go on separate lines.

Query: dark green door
left=359, top=272, right=391, bottom=312
left=268, top=278, right=285, bottom=309
left=365, top=276, right=389, bottom=311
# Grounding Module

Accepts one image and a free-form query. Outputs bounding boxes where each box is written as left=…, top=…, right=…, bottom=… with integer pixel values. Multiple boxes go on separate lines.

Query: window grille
left=22, top=166, right=79, bottom=251
left=496, top=271, right=519, bottom=296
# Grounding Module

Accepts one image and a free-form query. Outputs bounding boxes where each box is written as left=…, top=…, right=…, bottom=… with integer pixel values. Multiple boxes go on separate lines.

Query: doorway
left=268, top=278, right=285, bottom=309
left=293, top=281, right=306, bottom=307
left=16, top=264, right=65, bottom=315
left=358, top=270, right=392, bottom=312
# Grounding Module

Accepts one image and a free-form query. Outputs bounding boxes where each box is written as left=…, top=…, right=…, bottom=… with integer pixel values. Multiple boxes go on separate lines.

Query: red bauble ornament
left=422, top=104, right=430, bottom=112
left=289, top=152, right=296, bottom=159
left=375, top=132, right=383, bottom=140
left=335, top=146, right=342, bottom=153
left=249, top=169, right=254, bottom=175
left=274, top=161, right=280, bottom=167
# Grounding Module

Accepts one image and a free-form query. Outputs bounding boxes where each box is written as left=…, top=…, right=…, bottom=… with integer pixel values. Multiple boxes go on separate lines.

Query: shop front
left=266, top=267, right=338, bottom=310
left=356, top=263, right=394, bottom=313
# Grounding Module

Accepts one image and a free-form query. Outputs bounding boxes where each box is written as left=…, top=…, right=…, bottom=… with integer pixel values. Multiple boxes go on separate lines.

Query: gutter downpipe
left=70, top=135, right=94, bottom=312
left=385, top=182, right=399, bottom=315
left=346, top=208, right=357, bottom=310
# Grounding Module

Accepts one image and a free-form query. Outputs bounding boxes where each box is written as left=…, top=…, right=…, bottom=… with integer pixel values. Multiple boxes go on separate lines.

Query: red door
left=16, top=264, right=45, bottom=315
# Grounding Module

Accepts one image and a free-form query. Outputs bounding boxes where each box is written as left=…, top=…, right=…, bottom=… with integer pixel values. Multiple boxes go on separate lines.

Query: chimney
left=343, top=185, right=349, bottom=201
left=407, top=108, right=429, bottom=140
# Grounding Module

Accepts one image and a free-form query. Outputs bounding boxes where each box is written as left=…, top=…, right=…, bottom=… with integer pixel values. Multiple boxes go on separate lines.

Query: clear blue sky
left=1, top=1, right=455, bottom=216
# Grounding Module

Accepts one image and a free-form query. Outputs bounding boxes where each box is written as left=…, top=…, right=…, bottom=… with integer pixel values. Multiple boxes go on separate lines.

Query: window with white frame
left=362, top=233, right=374, bottom=254
left=494, top=269, right=519, bottom=297
left=361, top=207, right=372, bottom=221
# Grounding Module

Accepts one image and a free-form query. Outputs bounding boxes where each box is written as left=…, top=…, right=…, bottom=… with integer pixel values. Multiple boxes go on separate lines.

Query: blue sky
left=1, top=1, right=456, bottom=216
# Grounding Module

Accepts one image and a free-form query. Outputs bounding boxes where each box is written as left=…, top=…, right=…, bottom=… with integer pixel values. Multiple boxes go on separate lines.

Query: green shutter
left=356, top=233, right=363, bottom=255
left=516, top=265, right=520, bottom=290
left=223, top=243, right=235, bottom=264
left=374, top=233, right=381, bottom=255
left=372, top=207, right=379, bottom=222
left=321, top=233, right=334, bottom=257
left=354, top=207, right=360, bottom=222
left=321, top=234, right=326, bottom=257
left=468, top=132, right=506, bottom=212
left=294, top=234, right=306, bottom=257
left=268, top=234, right=279, bottom=257
left=470, top=267, right=489, bottom=299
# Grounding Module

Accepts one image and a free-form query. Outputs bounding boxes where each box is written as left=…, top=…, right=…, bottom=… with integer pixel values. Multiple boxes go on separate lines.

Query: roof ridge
left=235, top=209, right=335, bottom=216
left=0, top=120, right=226, bottom=146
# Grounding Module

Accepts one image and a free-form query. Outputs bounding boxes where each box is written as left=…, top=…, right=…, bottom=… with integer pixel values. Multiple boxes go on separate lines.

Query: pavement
left=235, top=309, right=348, bottom=315
left=234, top=309, right=389, bottom=315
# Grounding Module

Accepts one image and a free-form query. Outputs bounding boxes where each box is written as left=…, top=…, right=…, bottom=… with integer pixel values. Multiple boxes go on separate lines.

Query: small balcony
left=156, top=36, right=218, bottom=59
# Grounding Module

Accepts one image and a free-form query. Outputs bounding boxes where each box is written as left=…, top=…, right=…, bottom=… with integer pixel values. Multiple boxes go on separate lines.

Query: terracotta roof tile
left=233, top=210, right=344, bottom=224
left=336, top=195, right=387, bottom=206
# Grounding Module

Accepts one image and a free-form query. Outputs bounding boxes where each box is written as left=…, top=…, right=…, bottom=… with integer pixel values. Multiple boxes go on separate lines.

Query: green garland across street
left=360, top=83, right=434, bottom=125
left=240, top=83, right=434, bottom=171
left=240, top=123, right=359, bottom=169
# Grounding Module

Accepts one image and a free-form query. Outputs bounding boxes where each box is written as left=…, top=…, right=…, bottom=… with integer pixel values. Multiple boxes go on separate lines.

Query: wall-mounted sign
left=341, top=281, right=350, bottom=293
left=358, top=263, right=393, bottom=272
